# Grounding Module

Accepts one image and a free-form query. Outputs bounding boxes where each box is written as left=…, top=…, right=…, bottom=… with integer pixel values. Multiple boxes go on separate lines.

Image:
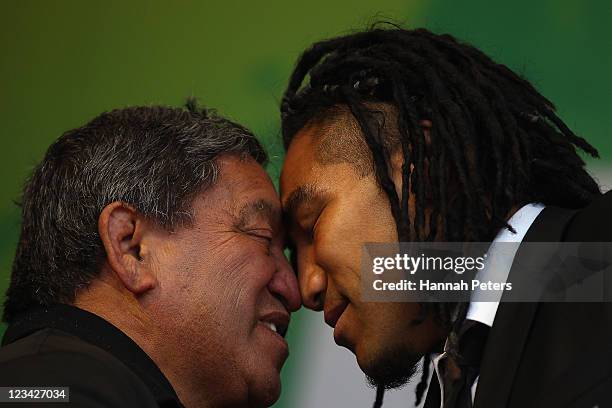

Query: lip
left=324, top=300, right=349, bottom=329
left=258, top=310, right=290, bottom=338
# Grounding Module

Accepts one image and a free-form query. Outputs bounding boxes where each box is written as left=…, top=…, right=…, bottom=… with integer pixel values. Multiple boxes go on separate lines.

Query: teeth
left=264, top=322, right=277, bottom=333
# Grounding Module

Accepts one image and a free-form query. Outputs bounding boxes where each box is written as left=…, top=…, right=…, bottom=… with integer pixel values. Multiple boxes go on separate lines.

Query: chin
left=248, top=370, right=282, bottom=407
left=355, top=338, right=420, bottom=390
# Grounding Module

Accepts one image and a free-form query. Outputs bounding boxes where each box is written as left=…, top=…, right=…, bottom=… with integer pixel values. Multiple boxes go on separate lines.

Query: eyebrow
left=236, top=199, right=281, bottom=230
left=283, top=184, right=330, bottom=216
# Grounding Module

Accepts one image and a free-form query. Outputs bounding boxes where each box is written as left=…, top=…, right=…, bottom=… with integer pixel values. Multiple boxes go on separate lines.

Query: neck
left=73, top=274, right=240, bottom=408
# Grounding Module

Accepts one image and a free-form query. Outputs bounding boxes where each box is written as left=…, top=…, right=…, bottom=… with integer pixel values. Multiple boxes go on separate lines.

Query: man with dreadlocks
left=279, top=27, right=612, bottom=408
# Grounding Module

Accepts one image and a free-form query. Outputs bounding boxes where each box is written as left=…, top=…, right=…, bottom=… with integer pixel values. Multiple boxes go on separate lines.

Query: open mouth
left=258, top=312, right=290, bottom=338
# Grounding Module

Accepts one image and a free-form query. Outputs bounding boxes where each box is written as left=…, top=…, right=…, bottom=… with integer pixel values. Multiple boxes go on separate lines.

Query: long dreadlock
left=280, top=26, right=601, bottom=406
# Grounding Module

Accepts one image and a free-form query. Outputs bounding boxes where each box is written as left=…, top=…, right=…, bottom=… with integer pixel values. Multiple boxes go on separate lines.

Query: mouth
left=258, top=311, right=290, bottom=338
left=324, top=300, right=349, bottom=329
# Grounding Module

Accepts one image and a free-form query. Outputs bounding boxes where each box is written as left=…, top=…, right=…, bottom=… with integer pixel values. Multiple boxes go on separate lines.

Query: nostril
left=312, top=292, right=324, bottom=311
left=301, top=287, right=324, bottom=311
left=300, top=266, right=327, bottom=310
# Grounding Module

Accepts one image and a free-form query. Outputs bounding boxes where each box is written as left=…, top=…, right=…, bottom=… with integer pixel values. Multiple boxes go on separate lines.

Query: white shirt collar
left=465, top=203, right=545, bottom=327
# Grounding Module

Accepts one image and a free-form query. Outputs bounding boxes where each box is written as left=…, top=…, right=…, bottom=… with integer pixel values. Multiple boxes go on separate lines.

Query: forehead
left=280, top=126, right=318, bottom=196
left=313, top=109, right=372, bottom=177
left=280, top=103, right=400, bottom=199
left=280, top=123, right=368, bottom=208
left=197, top=154, right=280, bottom=218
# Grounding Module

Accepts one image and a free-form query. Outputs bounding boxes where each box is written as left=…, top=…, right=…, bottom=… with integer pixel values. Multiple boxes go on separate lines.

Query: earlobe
left=98, top=202, right=157, bottom=295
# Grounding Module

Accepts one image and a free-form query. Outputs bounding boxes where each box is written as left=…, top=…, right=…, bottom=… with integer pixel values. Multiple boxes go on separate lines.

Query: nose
left=297, top=246, right=327, bottom=311
left=268, top=250, right=301, bottom=312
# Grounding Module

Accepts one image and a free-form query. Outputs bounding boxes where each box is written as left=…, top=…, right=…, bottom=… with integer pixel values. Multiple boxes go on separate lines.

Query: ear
left=98, top=202, right=157, bottom=295
left=389, top=119, right=432, bottom=199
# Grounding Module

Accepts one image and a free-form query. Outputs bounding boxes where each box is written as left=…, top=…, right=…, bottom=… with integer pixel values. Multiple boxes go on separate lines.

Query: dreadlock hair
left=280, top=26, right=601, bottom=406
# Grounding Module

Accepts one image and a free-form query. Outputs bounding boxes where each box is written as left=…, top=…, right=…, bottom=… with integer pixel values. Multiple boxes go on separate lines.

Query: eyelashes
left=246, top=230, right=273, bottom=255
left=306, top=206, right=326, bottom=242
left=250, top=233, right=272, bottom=244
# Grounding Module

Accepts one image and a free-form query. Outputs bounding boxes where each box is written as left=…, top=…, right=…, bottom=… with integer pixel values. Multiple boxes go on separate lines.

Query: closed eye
left=245, top=230, right=274, bottom=255
left=309, top=205, right=326, bottom=241
left=248, top=230, right=273, bottom=243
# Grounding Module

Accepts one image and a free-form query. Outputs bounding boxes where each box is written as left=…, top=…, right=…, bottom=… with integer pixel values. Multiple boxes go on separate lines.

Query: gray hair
left=4, top=102, right=267, bottom=322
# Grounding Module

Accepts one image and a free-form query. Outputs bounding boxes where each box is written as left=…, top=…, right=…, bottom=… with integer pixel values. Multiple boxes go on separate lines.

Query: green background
left=1, top=1, right=610, bottom=406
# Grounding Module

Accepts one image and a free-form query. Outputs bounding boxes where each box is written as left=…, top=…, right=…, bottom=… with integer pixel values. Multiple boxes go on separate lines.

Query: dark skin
left=280, top=115, right=447, bottom=387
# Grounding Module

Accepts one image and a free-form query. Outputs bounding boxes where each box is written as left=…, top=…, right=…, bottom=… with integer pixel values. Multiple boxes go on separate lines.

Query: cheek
left=314, top=192, right=397, bottom=281
left=312, top=216, right=360, bottom=296
left=218, top=243, right=273, bottom=279
left=157, top=237, right=275, bottom=325
left=209, top=242, right=276, bottom=310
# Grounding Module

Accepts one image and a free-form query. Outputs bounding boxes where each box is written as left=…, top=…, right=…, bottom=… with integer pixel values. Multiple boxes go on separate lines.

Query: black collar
left=2, top=304, right=183, bottom=407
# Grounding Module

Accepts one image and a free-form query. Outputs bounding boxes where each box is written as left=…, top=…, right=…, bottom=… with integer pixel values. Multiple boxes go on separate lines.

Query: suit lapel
left=473, top=206, right=578, bottom=408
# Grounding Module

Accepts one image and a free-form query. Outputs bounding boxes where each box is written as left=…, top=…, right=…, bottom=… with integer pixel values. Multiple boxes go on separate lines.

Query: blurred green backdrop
left=1, top=1, right=610, bottom=406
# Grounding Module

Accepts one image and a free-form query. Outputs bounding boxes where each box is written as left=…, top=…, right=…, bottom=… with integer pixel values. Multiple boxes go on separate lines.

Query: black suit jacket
left=473, top=194, right=612, bottom=408
left=0, top=304, right=184, bottom=407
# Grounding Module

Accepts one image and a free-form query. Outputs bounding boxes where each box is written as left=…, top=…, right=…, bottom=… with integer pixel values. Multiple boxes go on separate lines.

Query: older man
left=0, top=103, right=300, bottom=407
